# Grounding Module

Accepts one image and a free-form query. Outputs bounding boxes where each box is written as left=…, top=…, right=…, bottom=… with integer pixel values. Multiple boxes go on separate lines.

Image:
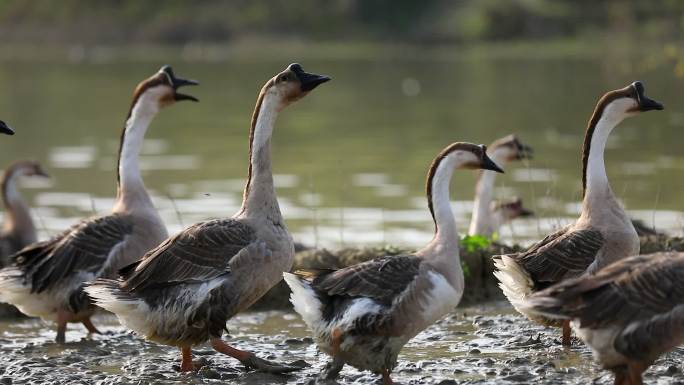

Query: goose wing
left=526, top=252, right=684, bottom=330
left=308, top=255, right=422, bottom=305
left=11, top=214, right=134, bottom=293
left=120, top=218, right=256, bottom=292
left=512, top=226, right=603, bottom=285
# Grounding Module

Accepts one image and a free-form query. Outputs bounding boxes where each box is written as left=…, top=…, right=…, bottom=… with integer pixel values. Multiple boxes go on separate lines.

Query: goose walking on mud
left=0, top=161, right=49, bottom=266
left=469, top=134, right=532, bottom=237
left=524, top=252, right=684, bottom=385
left=0, top=65, right=198, bottom=343
left=493, top=81, right=664, bottom=345
left=284, top=142, right=504, bottom=385
left=86, top=63, right=330, bottom=373
left=0, top=121, right=13, bottom=135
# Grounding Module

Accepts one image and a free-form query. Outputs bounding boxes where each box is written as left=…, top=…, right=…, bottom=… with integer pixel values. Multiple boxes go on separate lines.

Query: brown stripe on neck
left=116, top=73, right=166, bottom=189
left=581, top=87, right=630, bottom=197
left=425, top=142, right=479, bottom=233
left=242, top=79, right=274, bottom=203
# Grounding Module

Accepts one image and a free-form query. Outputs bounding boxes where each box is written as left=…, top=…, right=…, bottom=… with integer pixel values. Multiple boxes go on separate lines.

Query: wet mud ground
left=0, top=302, right=682, bottom=385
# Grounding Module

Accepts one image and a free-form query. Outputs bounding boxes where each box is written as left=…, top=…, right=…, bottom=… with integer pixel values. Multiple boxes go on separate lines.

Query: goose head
left=595, top=81, right=663, bottom=122
left=488, top=134, right=533, bottom=162
left=130, top=65, right=198, bottom=112
left=5, top=160, right=49, bottom=180
left=0, top=120, right=14, bottom=135
left=261, top=63, right=330, bottom=111
left=491, top=197, right=534, bottom=221
left=438, top=143, right=505, bottom=172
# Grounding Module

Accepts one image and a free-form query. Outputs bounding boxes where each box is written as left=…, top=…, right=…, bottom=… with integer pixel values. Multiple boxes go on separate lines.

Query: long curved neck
left=238, top=92, right=281, bottom=220
left=114, top=99, right=157, bottom=213
left=469, top=150, right=505, bottom=236
left=1, top=172, right=36, bottom=243
left=426, top=156, right=459, bottom=252
left=581, top=110, right=623, bottom=214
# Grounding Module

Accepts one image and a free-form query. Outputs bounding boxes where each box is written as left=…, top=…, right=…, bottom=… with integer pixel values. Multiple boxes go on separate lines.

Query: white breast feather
left=420, top=271, right=462, bottom=324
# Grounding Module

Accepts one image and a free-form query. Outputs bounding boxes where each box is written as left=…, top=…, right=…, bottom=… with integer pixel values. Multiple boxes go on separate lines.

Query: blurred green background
left=0, top=0, right=682, bottom=248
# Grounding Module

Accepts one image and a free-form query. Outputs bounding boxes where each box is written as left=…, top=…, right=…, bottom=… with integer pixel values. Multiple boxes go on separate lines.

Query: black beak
left=36, top=166, right=50, bottom=178
left=160, top=65, right=199, bottom=102
left=289, top=63, right=331, bottom=92
left=632, top=81, right=663, bottom=112
left=481, top=151, right=504, bottom=173
left=0, top=121, right=14, bottom=135
left=518, top=208, right=535, bottom=217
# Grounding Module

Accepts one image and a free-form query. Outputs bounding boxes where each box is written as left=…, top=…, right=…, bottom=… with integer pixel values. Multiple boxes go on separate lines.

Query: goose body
left=493, top=81, right=663, bottom=343
left=87, top=63, right=330, bottom=373
left=469, top=134, right=532, bottom=237
left=0, top=66, right=197, bottom=342
left=285, top=143, right=504, bottom=384
left=0, top=161, right=49, bottom=266
left=524, top=252, right=684, bottom=385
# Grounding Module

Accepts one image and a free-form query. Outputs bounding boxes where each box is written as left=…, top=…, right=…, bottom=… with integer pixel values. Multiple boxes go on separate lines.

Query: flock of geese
left=0, top=64, right=680, bottom=385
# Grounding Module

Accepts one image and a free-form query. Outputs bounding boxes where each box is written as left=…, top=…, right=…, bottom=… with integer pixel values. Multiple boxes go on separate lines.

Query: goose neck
left=582, top=112, right=621, bottom=211
left=239, top=92, right=281, bottom=220
left=427, top=156, right=459, bottom=251
left=1, top=173, right=35, bottom=241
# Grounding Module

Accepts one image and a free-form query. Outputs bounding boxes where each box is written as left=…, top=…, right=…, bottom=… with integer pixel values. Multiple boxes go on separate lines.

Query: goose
left=493, top=81, right=664, bottom=345
left=284, top=142, right=504, bottom=385
left=0, top=65, right=197, bottom=343
left=523, top=252, right=684, bottom=385
left=86, top=63, right=330, bottom=373
left=0, top=121, right=13, bottom=135
left=485, top=197, right=534, bottom=237
left=468, top=134, right=532, bottom=237
left=0, top=161, right=49, bottom=266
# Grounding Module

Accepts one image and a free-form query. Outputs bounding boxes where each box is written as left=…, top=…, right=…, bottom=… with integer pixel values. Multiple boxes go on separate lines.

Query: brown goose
left=86, top=63, right=330, bottom=373
left=0, top=65, right=197, bottom=343
left=0, top=121, right=13, bottom=135
left=469, top=134, right=532, bottom=237
left=493, top=81, right=664, bottom=345
left=0, top=161, right=49, bottom=266
left=284, top=143, right=504, bottom=385
left=523, top=252, right=684, bottom=385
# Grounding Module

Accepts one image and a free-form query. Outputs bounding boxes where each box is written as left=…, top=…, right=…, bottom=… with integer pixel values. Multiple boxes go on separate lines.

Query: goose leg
left=381, top=368, right=394, bottom=385
left=627, top=362, right=646, bottom=385
left=56, top=311, right=68, bottom=344
left=613, top=370, right=627, bottom=385
left=179, top=346, right=205, bottom=372
left=82, top=318, right=101, bottom=335
left=210, top=338, right=303, bottom=374
left=561, top=320, right=571, bottom=346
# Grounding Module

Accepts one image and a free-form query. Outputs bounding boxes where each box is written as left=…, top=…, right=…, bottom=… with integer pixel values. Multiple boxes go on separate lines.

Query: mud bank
left=0, top=303, right=681, bottom=384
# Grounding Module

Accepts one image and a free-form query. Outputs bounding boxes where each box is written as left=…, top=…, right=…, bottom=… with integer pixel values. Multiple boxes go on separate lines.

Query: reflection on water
left=0, top=53, right=681, bottom=249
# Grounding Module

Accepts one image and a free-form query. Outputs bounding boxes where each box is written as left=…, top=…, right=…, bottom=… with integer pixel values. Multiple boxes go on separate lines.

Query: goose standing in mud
left=86, top=64, right=330, bottom=373
left=0, top=65, right=197, bottom=343
left=284, top=143, right=504, bottom=385
left=469, top=134, right=532, bottom=237
left=493, top=81, right=664, bottom=345
left=0, top=161, right=49, bottom=266
left=0, top=121, right=13, bottom=135
left=524, top=252, right=684, bottom=385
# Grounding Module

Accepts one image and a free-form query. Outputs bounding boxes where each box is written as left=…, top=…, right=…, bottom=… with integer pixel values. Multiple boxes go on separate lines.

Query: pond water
left=0, top=47, right=682, bottom=250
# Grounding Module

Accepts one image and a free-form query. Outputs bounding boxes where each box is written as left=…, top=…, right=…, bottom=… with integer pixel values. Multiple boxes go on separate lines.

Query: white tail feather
left=493, top=255, right=534, bottom=308
left=283, top=272, right=323, bottom=328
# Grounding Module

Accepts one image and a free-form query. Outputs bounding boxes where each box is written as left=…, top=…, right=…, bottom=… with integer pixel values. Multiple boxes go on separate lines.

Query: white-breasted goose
left=523, top=252, right=684, bottom=385
left=469, top=134, right=532, bottom=237
left=493, top=81, right=664, bottom=345
left=284, top=143, right=504, bottom=385
left=0, top=160, right=49, bottom=266
left=0, top=121, right=14, bottom=135
left=86, top=63, right=330, bottom=373
left=0, top=65, right=197, bottom=343
left=487, top=197, right=534, bottom=235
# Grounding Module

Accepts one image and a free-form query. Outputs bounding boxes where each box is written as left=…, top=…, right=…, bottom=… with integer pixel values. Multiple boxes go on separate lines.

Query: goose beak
left=632, top=81, right=663, bottom=111
left=481, top=152, right=504, bottom=173
left=0, top=121, right=14, bottom=135
left=36, top=165, right=50, bottom=178
left=160, top=65, right=199, bottom=102
left=518, top=207, right=535, bottom=217
left=517, top=143, right=534, bottom=160
left=289, top=63, right=331, bottom=92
